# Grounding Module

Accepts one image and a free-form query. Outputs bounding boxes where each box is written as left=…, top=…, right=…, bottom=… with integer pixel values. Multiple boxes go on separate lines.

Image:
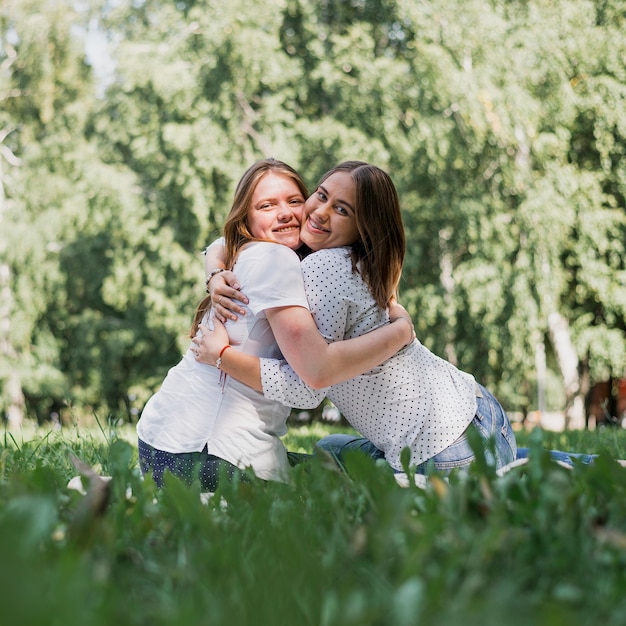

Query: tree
left=1, top=0, right=97, bottom=425
left=2, top=0, right=624, bottom=425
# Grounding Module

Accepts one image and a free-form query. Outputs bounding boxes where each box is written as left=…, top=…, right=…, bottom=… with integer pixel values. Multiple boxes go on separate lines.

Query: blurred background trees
left=1, top=0, right=624, bottom=427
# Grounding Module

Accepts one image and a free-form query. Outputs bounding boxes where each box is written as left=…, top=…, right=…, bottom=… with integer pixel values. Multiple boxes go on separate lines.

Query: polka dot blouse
left=260, top=247, right=478, bottom=471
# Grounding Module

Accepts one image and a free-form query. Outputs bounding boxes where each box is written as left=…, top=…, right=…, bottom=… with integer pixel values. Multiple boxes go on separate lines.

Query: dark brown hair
left=318, top=161, right=406, bottom=309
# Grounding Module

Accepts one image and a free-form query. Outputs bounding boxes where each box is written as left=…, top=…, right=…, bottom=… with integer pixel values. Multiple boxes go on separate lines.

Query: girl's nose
left=277, top=203, right=294, bottom=220
left=310, top=205, right=330, bottom=223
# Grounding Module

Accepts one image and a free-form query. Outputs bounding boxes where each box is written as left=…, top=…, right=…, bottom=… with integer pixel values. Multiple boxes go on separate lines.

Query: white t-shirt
left=260, top=247, right=478, bottom=471
left=137, top=242, right=310, bottom=482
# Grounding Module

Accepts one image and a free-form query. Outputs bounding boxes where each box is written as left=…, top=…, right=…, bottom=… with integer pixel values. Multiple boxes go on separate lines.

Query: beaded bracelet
left=205, top=268, right=226, bottom=293
left=216, top=345, right=231, bottom=370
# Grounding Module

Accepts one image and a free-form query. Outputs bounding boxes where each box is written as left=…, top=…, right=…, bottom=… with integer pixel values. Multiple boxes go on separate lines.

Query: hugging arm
left=197, top=238, right=414, bottom=390
left=265, top=305, right=411, bottom=389
left=194, top=303, right=413, bottom=391
left=204, top=239, right=248, bottom=322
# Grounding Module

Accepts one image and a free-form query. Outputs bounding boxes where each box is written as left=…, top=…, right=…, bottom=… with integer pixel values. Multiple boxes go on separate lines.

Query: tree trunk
left=439, top=228, right=458, bottom=366
left=547, top=311, right=585, bottom=429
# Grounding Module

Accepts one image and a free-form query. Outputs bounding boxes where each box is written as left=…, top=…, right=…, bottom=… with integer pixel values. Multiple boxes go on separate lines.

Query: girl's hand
left=208, top=271, right=248, bottom=323
left=388, top=298, right=416, bottom=346
left=191, top=321, right=231, bottom=365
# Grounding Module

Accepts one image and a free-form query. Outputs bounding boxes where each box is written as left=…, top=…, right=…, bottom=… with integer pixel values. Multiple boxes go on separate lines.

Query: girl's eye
left=317, top=190, right=327, bottom=201
left=336, top=205, right=348, bottom=216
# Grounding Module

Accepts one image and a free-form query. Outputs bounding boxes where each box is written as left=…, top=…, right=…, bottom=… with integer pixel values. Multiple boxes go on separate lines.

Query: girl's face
left=247, top=172, right=305, bottom=250
left=300, top=171, right=360, bottom=251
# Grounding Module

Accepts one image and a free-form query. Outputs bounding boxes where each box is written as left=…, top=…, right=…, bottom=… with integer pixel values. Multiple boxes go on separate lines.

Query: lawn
left=1, top=421, right=625, bottom=626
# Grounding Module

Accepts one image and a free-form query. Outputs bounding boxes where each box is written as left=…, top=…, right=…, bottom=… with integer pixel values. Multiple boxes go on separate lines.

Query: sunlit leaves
left=1, top=0, right=624, bottom=422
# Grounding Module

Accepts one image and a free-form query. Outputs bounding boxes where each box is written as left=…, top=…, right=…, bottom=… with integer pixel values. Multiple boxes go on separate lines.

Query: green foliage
left=1, top=426, right=626, bottom=625
left=1, top=0, right=625, bottom=422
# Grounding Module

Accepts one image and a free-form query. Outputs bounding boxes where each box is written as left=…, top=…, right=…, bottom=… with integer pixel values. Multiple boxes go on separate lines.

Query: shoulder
left=301, top=247, right=370, bottom=303
left=236, top=243, right=302, bottom=287
left=243, top=241, right=300, bottom=260
left=302, top=247, right=351, bottom=271
left=235, top=242, right=308, bottom=312
left=238, top=242, right=301, bottom=269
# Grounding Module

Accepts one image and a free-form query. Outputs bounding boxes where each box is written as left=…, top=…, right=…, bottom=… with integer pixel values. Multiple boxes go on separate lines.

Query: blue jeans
left=317, top=383, right=517, bottom=476
left=515, top=447, right=597, bottom=466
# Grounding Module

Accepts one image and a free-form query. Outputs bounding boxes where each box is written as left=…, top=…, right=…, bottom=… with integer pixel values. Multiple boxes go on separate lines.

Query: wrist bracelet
left=216, top=345, right=231, bottom=370
left=205, top=268, right=226, bottom=293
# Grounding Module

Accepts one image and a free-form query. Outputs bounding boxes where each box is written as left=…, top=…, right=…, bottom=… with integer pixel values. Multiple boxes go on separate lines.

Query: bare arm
left=204, top=239, right=248, bottom=322
left=193, top=304, right=414, bottom=391
left=266, top=305, right=412, bottom=388
left=197, top=239, right=414, bottom=389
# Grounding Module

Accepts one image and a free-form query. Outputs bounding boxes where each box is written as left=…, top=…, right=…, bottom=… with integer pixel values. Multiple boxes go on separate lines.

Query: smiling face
left=300, top=171, right=360, bottom=251
left=247, top=172, right=306, bottom=250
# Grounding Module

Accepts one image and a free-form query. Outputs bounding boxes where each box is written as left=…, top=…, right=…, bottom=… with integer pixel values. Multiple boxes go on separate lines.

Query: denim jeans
left=317, top=383, right=517, bottom=476
left=515, top=447, right=597, bottom=466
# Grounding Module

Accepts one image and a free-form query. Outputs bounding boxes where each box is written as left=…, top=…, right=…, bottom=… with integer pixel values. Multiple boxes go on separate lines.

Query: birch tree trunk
left=547, top=311, right=585, bottom=429
left=439, top=228, right=458, bottom=367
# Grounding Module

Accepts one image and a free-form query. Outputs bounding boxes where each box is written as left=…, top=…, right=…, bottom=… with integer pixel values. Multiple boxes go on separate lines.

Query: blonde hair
left=191, top=159, right=308, bottom=335
left=318, top=161, right=405, bottom=309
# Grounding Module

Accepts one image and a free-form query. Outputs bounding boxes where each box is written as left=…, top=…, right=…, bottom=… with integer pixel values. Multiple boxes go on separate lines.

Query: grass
left=1, top=422, right=626, bottom=625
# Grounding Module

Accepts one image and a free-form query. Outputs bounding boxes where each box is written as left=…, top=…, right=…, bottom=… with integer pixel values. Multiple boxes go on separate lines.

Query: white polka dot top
left=260, top=247, right=478, bottom=471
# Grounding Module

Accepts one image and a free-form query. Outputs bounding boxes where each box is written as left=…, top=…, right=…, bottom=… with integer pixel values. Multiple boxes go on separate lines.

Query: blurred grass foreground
left=1, top=422, right=626, bottom=626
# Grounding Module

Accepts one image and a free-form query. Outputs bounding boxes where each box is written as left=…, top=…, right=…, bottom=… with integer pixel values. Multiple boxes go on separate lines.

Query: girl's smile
left=247, top=172, right=305, bottom=250
left=300, top=171, right=360, bottom=251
